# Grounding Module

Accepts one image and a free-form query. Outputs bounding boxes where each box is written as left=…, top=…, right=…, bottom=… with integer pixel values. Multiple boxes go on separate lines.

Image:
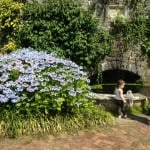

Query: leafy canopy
left=18, top=0, right=113, bottom=72
left=0, top=0, right=24, bottom=53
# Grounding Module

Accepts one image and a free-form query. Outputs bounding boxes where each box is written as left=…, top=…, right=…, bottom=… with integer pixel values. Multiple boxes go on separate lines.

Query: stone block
left=101, top=62, right=108, bottom=71
left=146, top=69, right=150, bottom=77
left=111, top=61, right=117, bottom=69
left=131, top=65, right=137, bottom=74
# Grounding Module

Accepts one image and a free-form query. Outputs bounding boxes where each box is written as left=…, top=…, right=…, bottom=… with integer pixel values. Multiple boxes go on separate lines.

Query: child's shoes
left=123, top=115, right=128, bottom=119
left=118, top=115, right=122, bottom=118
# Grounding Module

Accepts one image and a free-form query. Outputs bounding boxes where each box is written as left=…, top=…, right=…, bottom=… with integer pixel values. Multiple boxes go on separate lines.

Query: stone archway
left=101, top=49, right=150, bottom=84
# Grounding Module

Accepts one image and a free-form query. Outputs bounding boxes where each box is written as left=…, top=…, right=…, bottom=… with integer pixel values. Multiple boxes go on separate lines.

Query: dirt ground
left=0, top=117, right=150, bottom=150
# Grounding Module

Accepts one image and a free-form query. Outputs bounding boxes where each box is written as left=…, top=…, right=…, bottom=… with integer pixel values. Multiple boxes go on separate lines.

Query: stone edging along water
left=94, top=93, right=147, bottom=101
left=93, top=93, right=148, bottom=111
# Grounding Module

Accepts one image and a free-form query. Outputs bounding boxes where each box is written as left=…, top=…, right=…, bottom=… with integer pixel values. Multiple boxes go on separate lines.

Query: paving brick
left=63, top=144, right=70, bottom=149
left=102, top=140, right=115, bottom=146
left=102, top=145, right=113, bottom=150
left=94, top=139, right=102, bottom=146
left=92, top=133, right=107, bottom=141
left=82, top=147, right=93, bottom=150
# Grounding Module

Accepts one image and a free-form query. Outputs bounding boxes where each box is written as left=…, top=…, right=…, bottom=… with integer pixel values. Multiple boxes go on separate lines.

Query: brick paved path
left=0, top=118, right=150, bottom=150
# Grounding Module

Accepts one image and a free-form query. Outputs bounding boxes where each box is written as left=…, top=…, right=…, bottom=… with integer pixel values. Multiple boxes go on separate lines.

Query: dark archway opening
left=90, top=70, right=150, bottom=95
left=102, top=69, right=141, bottom=83
left=90, top=69, right=142, bottom=94
left=89, top=69, right=141, bottom=85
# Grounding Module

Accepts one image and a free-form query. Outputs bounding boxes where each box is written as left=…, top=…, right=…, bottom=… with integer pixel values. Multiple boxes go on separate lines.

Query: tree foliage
left=17, top=0, right=113, bottom=73
left=110, top=0, right=150, bottom=56
left=0, top=0, right=24, bottom=53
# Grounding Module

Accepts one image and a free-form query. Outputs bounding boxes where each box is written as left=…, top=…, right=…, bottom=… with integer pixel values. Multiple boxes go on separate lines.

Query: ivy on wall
left=110, top=0, right=150, bottom=56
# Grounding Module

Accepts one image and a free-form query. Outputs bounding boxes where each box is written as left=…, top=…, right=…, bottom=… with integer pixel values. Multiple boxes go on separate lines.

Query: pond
left=92, top=84, right=150, bottom=97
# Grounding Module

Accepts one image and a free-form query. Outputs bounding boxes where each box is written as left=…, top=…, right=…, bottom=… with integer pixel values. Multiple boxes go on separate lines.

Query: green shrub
left=0, top=48, right=94, bottom=115
left=17, top=0, right=113, bottom=72
left=0, top=48, right=115, bottom=137
left=91, top=84, right=103, bottom=90
left=129, top=105, right=143, bottom=115
left=128, top=101, right=150, bottom=115
left=143, top=101, right=150, bottom=115
left=91, top=84, right=103, bottom=93
left=0, top=0, right=23, bottom=53
left=0, top=107, right=114, bottom=138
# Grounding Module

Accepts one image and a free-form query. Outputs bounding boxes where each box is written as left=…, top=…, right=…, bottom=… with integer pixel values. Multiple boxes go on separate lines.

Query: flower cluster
left=0, top=48, right=92, bottom=112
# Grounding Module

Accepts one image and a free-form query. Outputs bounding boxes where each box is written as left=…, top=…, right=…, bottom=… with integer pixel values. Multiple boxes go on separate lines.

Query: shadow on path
left=128, top=114, right=150, bottom=125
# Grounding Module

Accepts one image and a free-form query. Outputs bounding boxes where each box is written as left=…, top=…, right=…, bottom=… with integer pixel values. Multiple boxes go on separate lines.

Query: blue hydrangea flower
left=0, top=48, right=91, bottom=105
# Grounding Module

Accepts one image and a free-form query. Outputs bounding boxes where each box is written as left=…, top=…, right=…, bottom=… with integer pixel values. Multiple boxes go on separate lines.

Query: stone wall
left=82, top=0, right=129, bottom=27
left=95, top=93, right=148, bottom=111
left=101, top=49, right=150, bottom=84
left=82, top=0, right=150, bottom=84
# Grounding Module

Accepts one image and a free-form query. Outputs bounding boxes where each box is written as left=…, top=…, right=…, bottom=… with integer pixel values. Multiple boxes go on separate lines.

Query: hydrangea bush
left=0, top=48, right=94, bottom=115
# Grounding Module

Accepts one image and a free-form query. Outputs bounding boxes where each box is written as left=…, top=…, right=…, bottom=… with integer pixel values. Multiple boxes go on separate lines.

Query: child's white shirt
left=115, top=88, right=123, bottom=100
